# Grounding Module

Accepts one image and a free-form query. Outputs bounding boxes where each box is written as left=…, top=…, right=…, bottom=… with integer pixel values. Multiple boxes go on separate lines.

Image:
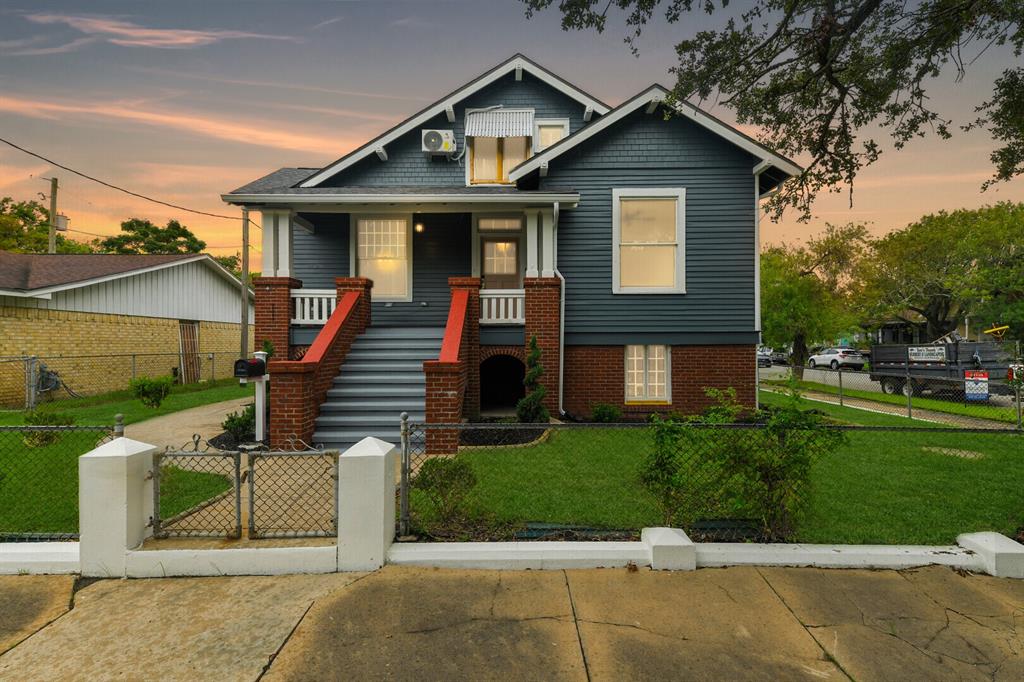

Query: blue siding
left=541, top=108, right=759, bottom=345
left=293, top=213, right=350, bottom=289
left=481, top=326, right=525, bottom=346
left=321, top=72, right=593, bottom=187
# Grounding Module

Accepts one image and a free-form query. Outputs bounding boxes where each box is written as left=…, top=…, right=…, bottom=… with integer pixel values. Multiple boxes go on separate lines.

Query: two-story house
left=223, top=54, right=799, bottom=450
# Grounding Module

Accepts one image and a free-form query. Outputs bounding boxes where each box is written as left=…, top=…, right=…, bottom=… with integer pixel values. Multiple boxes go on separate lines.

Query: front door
left=481, top=238, right=520, bottom=289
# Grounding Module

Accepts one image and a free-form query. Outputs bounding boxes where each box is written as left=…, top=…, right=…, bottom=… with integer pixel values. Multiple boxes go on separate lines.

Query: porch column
left=260, top=210, right=293, bottom=277
left=540, top=208, right=555, bottom=277
left=525, top=209, right=539, bottom=278
left=450, top=277, right=481, bottom=419
left=523, top=276, right=561, bottom=415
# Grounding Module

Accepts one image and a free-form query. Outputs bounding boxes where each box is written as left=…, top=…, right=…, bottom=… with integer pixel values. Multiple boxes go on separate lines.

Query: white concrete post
left=525, top=209, right=539, bottom=278
left=253, top=350, right=268, bottom=442
left=540, top=208, right=555, bottom=277
left=78, top=437, right=158, bottom=578
left=337, top=437, right=398, bottom=571
left=642, top=527, right=696, bottom=570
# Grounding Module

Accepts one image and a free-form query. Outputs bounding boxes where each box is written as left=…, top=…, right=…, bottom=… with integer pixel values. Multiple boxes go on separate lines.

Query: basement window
left=625, top=345, right=670, bottom=403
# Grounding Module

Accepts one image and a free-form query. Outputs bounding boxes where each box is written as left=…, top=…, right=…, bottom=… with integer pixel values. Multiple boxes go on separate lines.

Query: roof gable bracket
left=445, top=105, right=455, bottom=123
left=645, top=98, right=660, bottom=114
left=515, top=65, right=523, bottom=81
left=583, top=105, right=593, bottom=122
left=539, top=161, right=549, bottom=178
left=375, top=146, right=388, bottom=162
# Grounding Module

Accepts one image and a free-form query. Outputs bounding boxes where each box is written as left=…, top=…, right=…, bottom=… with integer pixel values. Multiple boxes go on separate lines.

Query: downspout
left=554, top=202, right=567, bottom=417
left=752, top=162, right=769, bottom=411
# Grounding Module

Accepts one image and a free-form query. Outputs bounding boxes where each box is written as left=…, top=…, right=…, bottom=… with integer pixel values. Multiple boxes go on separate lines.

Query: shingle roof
left=225, top=180, right=575, bottom=197
left=0, top=252, right=201, bottom=292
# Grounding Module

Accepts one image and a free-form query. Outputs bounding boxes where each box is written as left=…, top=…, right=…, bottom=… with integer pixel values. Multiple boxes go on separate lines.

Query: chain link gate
left=152, top=444, right=243, bottom=539
left=247, top=448, right=339, bottom=539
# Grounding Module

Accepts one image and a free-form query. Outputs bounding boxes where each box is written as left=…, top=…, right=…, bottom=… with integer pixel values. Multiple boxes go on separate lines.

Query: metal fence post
left=25, top=356, right=37, bottom=410
left=152, top=452, right=162, bottom=538
left=113, top=413, right=124, bottom=438
left=1016, top=385, right=1022, bottom=431
left=905, top=352, right=914, bottom=420
left=399, top=412, right=410, bottom=537
left=247, top=451, right=256, bottom=539
left=232, top=452, right=242, bottom=539
left=837, top=368, right=844, bottom=407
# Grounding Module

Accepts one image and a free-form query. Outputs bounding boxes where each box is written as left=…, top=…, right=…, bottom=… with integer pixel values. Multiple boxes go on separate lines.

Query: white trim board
left=508, top=85, right=802, bottom=189
left=298, top=55, right=610, bottom=188
left=222, top=192, right=580, bottom=206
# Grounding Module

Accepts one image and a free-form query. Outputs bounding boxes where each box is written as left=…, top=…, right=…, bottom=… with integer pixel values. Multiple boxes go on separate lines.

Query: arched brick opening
left=480, top=353, right=525, bottom=412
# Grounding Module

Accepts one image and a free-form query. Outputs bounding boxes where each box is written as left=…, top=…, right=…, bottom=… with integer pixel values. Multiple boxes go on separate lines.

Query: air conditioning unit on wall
left=421, top=129, right=456, bottom=154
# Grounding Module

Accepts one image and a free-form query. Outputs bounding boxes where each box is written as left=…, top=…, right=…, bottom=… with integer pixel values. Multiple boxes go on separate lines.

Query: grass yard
left=764, top=377, right=1019, bottom=425
left=0, top=379, right=254, bottom=427
left=0, top=429, right=233, bottom=537
left=411, top=395, right=1024, bottom=544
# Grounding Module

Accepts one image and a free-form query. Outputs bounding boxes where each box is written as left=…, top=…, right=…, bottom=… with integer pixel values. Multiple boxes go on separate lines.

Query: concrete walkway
left=2, top=566, right=1021, bottom=680
left=125, top=396, right=253, bottom=450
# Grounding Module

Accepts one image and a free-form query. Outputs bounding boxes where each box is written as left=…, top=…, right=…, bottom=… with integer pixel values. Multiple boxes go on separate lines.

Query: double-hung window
left=356, top=217, right=410, bottom=301
left=612, top=188, right=686, bottom=294
left=625, top=345, right=669, bottom=403
left=470, top=137, right=530, bottom=183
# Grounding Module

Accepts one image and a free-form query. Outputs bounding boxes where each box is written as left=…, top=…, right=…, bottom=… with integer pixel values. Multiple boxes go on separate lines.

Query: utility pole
left=240, top=207, right=250, bottom=359
left=45, top=177, right=58, bottom=254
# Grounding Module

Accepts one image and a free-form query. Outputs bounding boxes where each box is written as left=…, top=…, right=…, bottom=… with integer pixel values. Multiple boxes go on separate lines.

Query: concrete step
left=347, top=349, right=439, bottom=362
left=312, top=427, right=402, bottom=444
left=362, top=326, right=445, bottom=339
left=326, top=385, right=425, bottom=399
left=351, top=338, right=443, bottom=351
left=315, top=413, right=423, bottom=428
left=333, top=372, right=424, bottom=385
left=319, top=399, right=425, bottom=413
left=342, top=360, right=424, bottom=373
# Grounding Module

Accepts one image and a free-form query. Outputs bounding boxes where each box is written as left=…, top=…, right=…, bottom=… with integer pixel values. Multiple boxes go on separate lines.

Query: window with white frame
left=478, top=216, right=523, bottom=231
left=625, top=345, right=669, bottom=402
left=534, top=119, right=569, bottom=152
left=356, top=217, right=410, bottom=300
left=612, top=188, right=685, bottom=293
left=470, top=136, right=531, bottom=183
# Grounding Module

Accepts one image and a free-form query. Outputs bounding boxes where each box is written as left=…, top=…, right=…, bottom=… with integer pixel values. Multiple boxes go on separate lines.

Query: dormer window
left=466, top=109, right=534, bottom=184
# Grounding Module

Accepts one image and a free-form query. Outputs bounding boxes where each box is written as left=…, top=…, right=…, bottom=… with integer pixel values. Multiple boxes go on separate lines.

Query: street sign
left=964, top=370, right=989, bottom=402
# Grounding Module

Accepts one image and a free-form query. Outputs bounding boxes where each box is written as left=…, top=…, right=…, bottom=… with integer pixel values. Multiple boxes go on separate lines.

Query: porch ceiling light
left=414, top=223, right=425, bottom=233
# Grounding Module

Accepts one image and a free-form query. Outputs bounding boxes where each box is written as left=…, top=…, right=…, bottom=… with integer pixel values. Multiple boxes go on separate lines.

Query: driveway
left=2, top=566, right=1021, bottom=680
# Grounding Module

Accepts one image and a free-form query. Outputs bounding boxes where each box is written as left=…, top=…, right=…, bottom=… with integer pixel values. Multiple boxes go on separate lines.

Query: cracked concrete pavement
left=0, top=565, right=1021, bottom=680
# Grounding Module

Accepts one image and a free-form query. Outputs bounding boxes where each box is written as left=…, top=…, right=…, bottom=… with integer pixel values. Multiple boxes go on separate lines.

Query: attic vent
left=465, top=109, right=534, bottom=137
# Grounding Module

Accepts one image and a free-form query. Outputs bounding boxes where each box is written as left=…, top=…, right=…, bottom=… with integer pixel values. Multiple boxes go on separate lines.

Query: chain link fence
left=0, top=423, right=117, bottom=541
left=398, top=419, right=1024, bottom=545
left=0, top=351, right=243, bottom=410
left=248, top=450, right=339, bottom=539
left=153, top=449, right=242, bottom=539
left=759, top=364, right=1023, bottom=428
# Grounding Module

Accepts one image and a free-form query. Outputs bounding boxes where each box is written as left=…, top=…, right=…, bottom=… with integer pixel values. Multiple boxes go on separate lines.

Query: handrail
left=438, top=289, right=469, bottom=363
left=302, top=291, right=360, bottom=364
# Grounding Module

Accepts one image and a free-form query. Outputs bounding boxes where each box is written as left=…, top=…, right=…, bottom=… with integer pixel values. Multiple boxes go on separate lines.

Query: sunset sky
left=1, top=1, right=1021, bottom=259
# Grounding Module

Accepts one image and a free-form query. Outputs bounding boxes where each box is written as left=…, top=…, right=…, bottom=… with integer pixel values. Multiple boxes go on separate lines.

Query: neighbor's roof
left=0, top=252, right=250, bottom=297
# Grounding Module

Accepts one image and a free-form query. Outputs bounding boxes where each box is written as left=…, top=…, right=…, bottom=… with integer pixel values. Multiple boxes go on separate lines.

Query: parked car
left=757, top=347, right=772, bottom=368
left=771, top=350, right=789, bottom=365
left=808, top=347, right=866, bottom=370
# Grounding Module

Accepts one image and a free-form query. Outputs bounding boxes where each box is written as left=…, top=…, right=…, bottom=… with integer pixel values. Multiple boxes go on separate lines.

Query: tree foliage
left=96, top=218, right=206, bottom=255
left=760, top=223, right=866, bottom=367
left=523, top=0, right=1024, bottom=220
left=0, top=197, right=92, bottom=254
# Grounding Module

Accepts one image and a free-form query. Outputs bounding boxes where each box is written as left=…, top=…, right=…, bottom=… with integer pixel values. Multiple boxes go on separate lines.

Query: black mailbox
left=234, top=358, right=266, bottom=378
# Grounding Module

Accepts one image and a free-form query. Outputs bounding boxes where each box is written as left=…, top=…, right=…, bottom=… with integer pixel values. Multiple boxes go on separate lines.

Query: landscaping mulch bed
left=458, top=424, right=548, bottom=446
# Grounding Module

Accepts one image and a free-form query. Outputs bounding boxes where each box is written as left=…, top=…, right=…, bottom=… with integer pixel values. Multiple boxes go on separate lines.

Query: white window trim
left=352, top=213, right=414, bottom=303
left=533, top=118, right=570, bottom=153
left=611, top=187, right=686, bottom=294
left=624, top=345, right=672, bottom=404
left=464, top=107, right=535, bottom=186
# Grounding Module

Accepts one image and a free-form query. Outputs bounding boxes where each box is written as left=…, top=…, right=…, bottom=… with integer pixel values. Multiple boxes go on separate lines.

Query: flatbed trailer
left=868, top=342, right=1014, bottom=398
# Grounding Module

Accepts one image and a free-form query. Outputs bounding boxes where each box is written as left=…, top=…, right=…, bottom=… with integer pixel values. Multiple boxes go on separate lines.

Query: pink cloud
left=24, top=13, right=297, bottom=49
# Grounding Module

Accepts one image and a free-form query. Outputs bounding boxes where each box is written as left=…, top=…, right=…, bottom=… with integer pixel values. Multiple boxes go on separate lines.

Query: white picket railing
left=290, top=289, right=337, bottom=325
left=480, top=289, right=525, bottom=325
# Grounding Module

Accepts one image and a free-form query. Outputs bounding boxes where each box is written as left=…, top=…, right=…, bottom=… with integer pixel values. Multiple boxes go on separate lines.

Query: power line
left=0, top=135, right=260, bottom=230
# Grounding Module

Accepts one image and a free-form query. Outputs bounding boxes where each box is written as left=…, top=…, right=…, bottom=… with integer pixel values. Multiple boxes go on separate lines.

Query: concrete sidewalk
left=125, top=396, right=252, bottom=450
left=2, top=565, right=1021, bottom=680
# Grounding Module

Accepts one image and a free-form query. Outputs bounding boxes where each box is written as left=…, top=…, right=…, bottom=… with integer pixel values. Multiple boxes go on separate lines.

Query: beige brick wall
left=0, top=307, right=254, bottom=408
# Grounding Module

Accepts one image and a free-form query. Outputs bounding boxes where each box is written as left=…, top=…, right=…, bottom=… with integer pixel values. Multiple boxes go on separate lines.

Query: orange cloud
left=25, top=13, right=297, bottom=48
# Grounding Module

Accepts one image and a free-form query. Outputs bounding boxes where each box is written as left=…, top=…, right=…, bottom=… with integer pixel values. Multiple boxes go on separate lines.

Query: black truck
left=868, top=336, right=1015, bottom=399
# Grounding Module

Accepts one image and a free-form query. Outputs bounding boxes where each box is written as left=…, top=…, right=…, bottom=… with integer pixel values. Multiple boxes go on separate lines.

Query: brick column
left=423, top=361, right=465, bottom=454
left=254, top=276, right=301, bottom=359
left=335, top=277, right=373, bottom=328
left=267, top=362, right=316, bottom=447
left=523, top=276, right=561, bottom=414
left=449, top=277, right=481, bottom=420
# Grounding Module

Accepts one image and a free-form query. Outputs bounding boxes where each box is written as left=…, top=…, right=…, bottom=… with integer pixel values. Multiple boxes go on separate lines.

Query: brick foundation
left=523, top=277, right=560, bottom=414
left=563, top=344, right=756, bottom=419
left=480, top=345, right=526, bottom=363
left=254, top=276, right=300, bottom=358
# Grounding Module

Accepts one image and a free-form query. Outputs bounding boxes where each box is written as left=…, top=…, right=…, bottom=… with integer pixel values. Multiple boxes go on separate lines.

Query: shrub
left=22, top=410, right=75, bottom=448
left=130, top=375, right=175, bottom=409
left=222, top=403, right=256, bottom=443
left=413, top=456, right=477, bottom=523
left=261, top=339, right=276, bottom=358
left=590, top=402, right=622, bottom=423
left=516, top=334, right=550, bottom=424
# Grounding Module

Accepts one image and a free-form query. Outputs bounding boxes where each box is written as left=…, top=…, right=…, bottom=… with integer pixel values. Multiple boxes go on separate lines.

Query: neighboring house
left=223, top=54, right=799, bottom=449
left=0, top=251, right=253, bottom=407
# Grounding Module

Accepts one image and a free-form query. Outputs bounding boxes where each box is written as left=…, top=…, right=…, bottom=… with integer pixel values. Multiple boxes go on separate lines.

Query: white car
left=808, top=347, right=865, bottom=371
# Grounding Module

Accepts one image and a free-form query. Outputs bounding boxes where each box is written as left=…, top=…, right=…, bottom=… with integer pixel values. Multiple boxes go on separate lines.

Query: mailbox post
left=234, top=351, right=269, bottom=442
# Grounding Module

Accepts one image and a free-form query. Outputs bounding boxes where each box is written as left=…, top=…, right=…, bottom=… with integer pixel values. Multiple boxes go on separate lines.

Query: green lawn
left=764, top=377, right=1019, bottom=425
left=0, top=379, right=254, bottom=427
left=411, top=402, right=1024, bottom=544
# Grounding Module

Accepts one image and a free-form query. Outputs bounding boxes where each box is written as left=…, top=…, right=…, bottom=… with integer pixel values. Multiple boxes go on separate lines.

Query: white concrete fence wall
left=2, top=435, right=1023, bottom=578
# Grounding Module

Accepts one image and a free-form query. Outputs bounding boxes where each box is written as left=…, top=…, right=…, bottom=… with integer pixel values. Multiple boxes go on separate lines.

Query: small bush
left=590, top=402, right=622, bottom=423
left=516, top=334, right=550, bottom=424
left=222, top=403, right=256, bottom=443
left=413, top=456, right=477, bottom=523
left=22, top=410, right=75, bottom=448
left=261, top=339, right=276, bottom=358
left=130, top=376, right=175, bottom=409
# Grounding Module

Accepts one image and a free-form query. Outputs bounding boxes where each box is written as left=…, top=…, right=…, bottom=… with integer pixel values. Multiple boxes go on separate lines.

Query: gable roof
left=0, top=252, right=251, bottom=298
left=508, top=84, right=802, bottom=191
left=297, top=54, right=611, bottom=188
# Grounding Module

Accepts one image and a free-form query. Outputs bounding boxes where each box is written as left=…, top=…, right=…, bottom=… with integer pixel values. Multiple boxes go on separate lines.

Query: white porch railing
left=480, top=289, right=525, bottom=325
left=291, top=289, right=336, bottom=325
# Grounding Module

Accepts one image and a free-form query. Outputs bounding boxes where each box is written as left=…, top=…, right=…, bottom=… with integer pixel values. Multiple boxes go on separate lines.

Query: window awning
left=465, top=109, right=534, bottom=137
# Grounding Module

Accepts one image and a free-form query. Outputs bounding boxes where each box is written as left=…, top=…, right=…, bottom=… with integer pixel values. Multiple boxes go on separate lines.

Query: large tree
left=96, top=218, right=206, bottom=255
left=0, top=197, right=93, bottom=254
left=524, top=0, right=1024, bottom=219
left=761, top=223, right=867, bottom=370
